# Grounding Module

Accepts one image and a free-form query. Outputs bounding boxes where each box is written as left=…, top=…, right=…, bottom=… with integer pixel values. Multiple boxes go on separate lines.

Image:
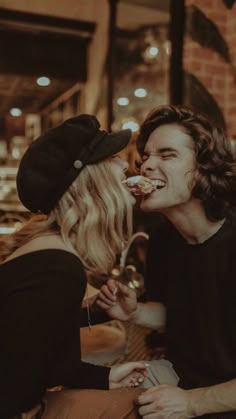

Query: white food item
left=123, top=175, right=157, bottom=195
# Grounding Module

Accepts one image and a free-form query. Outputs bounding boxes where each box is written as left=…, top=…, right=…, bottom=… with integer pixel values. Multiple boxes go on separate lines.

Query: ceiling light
left=143, top=45, right=159, bottom=62
left=117, top=97, right=129, bottom=106
left=37, top=76, right=51, bottom=87
left=9, top=108, right=22, bottom=117
left=122, top=119, right=139, bottom=132
left=134, top=88, right=147, bottom=98
left=149, top=46, right=159, bottom=56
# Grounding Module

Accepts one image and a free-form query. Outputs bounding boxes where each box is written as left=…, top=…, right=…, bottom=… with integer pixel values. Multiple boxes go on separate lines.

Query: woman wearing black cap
left=0, top=115, right=146, bottom=419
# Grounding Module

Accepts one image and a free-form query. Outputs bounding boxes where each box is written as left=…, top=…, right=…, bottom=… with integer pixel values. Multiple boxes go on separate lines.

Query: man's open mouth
left=152, top=180, right=166, bottom=190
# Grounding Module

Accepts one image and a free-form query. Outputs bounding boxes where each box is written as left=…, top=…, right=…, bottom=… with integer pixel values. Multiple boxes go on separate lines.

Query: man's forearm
left=188, top=379, right=236, bottom=416
left=130, top=302, right=166, bottom=329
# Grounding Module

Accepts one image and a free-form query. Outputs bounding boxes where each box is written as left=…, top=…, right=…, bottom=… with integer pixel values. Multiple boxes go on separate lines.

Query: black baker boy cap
left=16, top=114, right=131, bottom=214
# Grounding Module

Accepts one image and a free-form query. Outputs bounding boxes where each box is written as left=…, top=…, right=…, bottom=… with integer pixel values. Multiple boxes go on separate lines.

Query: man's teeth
left=153, top=180, right=166, bottom=189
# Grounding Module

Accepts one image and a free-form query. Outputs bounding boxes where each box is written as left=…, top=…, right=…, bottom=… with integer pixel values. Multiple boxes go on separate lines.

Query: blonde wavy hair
left=0, top=159, right=133, bottom=274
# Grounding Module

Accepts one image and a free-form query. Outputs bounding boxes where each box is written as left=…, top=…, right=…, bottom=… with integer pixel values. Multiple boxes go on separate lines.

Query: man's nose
left=141, top=158, right=156, bottom=175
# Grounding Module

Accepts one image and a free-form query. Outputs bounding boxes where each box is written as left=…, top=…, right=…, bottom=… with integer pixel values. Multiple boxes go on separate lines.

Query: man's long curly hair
left=137, top=104, right=236, bottom=221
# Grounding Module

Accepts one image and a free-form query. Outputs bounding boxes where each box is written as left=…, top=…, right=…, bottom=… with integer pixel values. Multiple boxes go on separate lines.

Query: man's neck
left=162, top=201, right=225, bottom=245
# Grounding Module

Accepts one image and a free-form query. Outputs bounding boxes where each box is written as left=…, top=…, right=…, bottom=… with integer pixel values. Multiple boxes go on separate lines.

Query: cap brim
left=87, top=129, right=132, bottom=164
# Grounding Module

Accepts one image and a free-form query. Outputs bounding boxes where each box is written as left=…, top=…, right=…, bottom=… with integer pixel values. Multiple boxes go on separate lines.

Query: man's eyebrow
left=143, top=147, right=178, bottom=154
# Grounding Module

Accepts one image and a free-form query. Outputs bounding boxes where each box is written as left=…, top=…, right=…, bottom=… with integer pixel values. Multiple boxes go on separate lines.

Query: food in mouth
left=122, top=175, right=165, bottom=196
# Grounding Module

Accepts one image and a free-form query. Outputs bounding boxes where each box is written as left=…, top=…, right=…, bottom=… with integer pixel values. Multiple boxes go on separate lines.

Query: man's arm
left=188, top=378, right=236, bottom=416
left=137, top=379, right=236, bottom=417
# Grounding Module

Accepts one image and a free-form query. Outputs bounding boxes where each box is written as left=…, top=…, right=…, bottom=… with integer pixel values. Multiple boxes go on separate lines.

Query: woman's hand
left=109, top=362, right=148, bottom=389
left=96, top=279, right=138, bottom=321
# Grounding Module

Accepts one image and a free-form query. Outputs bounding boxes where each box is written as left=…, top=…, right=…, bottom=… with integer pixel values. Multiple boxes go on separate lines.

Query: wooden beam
left=169, top=0, right=185, bottom=104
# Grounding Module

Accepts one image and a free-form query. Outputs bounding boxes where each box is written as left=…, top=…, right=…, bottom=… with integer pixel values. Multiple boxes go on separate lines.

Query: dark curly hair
left=137, top=104, right=236, bottom=221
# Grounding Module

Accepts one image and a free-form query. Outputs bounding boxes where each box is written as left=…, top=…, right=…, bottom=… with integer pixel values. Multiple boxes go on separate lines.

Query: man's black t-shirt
left=145, top=211, right=236, bottom=390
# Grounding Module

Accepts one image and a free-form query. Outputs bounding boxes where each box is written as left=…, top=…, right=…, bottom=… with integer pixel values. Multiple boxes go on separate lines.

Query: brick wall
left=184, top=0, right=236, bottom=137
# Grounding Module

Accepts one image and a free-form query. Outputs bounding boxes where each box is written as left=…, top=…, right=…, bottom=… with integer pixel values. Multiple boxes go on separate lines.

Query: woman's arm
left=96, top=278, right=166, bottom=329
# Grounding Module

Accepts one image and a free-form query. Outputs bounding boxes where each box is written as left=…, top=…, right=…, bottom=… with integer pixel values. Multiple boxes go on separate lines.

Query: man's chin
left=140, top=199, right=154, bottom=212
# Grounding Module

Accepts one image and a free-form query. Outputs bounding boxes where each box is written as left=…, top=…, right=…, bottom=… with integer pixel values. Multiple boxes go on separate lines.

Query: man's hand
left=96, top=278, right=138, bottom=321
left=137, top=385, right=194, bottom=418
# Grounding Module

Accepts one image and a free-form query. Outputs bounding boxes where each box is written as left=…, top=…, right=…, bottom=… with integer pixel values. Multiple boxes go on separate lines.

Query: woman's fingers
left=97, top=284, right=116, bottom=305
left=100, top=280, right=119, bottom=298
left=115, top=281, right=134, bottom=297
left=96, top=299, right=114, bottom=309
left=128, top=371, right=146, bottom=387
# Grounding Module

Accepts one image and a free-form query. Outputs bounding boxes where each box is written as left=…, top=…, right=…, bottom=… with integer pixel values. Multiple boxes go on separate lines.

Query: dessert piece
left=123, top=175, right=157, bottom=195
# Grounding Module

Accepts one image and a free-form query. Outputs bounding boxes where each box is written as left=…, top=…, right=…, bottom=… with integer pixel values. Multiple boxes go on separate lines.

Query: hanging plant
left=222, top=0, right=236, bottom=8
left=183, top=71, right=226, bottom=131
left=186, top=5, right=231, bottom=63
